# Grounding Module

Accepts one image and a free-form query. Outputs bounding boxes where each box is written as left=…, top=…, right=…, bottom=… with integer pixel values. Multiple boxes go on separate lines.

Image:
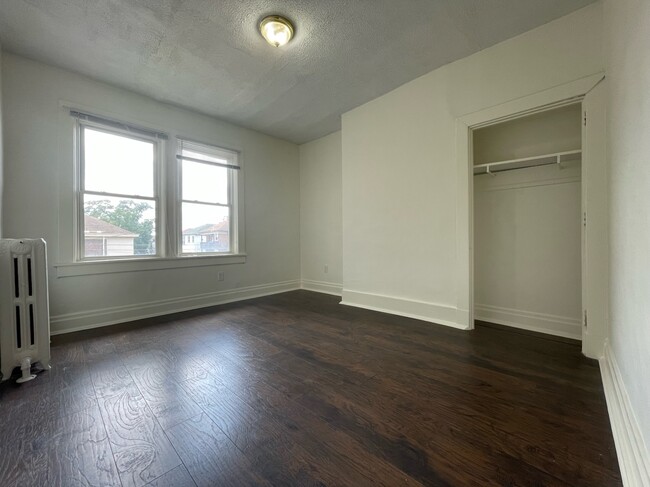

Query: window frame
left=74, top=118, right=165, bottom=262
left=60, top=110, right=246, bottom=277
left=176, top=139, right=241, bottom=257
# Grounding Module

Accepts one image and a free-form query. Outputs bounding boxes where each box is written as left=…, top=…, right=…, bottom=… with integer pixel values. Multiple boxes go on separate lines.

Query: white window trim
left=74, top=118, right=165, bottom=261
left=176, top=139, right=242, bottom=257
left=54, top=253, right=247, bottom=277
left=57, top=109, right=247, bottom=277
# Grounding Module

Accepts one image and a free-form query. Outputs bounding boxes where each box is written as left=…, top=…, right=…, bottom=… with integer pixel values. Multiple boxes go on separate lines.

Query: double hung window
left=78, top=120, right=160, bottom=259
left=74, top=112, right=241, bottom=262
left=178, top=140, right=240, bottom=255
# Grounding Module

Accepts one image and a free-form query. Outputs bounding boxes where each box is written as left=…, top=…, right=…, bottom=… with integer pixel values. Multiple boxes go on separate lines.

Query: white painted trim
left=54, top=254, right=247, bottom=277
left=455, top=72, right=606, bottom=355
left=600, top=342, right=650, bottom=487
left=301, top=279, right=343, bottom=296
left=56, top=99, right=248, bottom=271
left=341, top=289, right=468, bottom=330
left=457, top=73, right=604, bottom=127
left=50, top=279, right=300, bottom=334
left=474, top=304, right=581, bottom=340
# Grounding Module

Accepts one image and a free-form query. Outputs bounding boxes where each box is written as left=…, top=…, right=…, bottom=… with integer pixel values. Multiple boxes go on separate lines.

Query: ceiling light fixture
left=259, top=15, right=294, bottom=47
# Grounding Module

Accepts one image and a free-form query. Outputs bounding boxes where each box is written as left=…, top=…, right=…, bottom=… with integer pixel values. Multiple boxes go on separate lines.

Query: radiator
left=0, top=239, right=51, bottom=382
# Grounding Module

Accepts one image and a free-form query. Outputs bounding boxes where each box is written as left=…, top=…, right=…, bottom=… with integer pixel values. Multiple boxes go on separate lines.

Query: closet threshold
left=473, top=149, right=581, bottom=176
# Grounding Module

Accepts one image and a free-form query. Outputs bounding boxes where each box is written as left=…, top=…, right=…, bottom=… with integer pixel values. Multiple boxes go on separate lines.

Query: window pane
left=84, top=195, right=156, bottom=257
left=182, top=160, right=228, bottom=205
left=84, top=128, right=154, bottom=197
left=182, top=202, right=230, bottom=253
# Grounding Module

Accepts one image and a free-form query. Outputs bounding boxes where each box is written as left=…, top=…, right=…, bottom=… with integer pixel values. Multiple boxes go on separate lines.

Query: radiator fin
left=15, top=305, right=22, bottom=349
left=29, top=304, right=35, bottom=346
left=13, top=257, right=19, bottom=298
left=27, top=258, right=33, bottom=296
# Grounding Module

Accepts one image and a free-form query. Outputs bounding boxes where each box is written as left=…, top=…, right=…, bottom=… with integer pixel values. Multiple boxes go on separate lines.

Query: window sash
left=178, top=140, right=238, bottom=255
left=76, top=120, right=163, bottom=261
left=72, top=114, right=243, bottom=263
left=179, top=139, right=238, bottom=166
left=70, top=110, right=168, bottom=140
left=176, top=154, right=240, bottom=171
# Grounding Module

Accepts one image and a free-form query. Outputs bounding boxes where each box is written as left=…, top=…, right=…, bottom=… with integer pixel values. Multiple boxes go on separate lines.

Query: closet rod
left=473, top=150, right=581, bottom=176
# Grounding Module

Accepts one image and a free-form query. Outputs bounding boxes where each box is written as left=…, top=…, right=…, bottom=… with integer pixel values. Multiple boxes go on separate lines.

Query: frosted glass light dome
left=259, top=16, right=294, bottom=47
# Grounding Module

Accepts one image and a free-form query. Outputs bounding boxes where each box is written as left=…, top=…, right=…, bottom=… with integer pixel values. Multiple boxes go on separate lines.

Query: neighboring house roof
left=84, top=215, right=137, bottom=238
left=183, top=221, right=229, bottom=236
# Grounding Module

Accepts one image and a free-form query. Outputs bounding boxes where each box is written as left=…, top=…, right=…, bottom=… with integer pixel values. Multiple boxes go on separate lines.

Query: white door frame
left=454, top=73, right=605, bottom=356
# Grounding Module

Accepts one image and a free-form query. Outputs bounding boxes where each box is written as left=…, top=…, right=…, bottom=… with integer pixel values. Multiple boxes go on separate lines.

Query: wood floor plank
left=295, top=365, right=574, bottom=486
left=227, top=370, right=429, bottom=487
left=90, top=361, right=135, bottom=399
left=179, top=374, right=268, bottom=453
left=241, top=430, right=334, bottom=486
left=144, top=465, right=196, bottom=487
left=50, top=340, right=87, bottom=364
left=125, top=352, right=203, bottom=429
left=166, top=413, right=271, bottom=487
left=48, top=404, right=122, bottom=487
left=0, top=449, right=49, bottom=487
left=96, top=383, right=181, bottom=487
left=7, top=289, right=619, bottom=487
left=0, top=412, right=52, bottom=487
left=1, top=355, right=95, bottom=407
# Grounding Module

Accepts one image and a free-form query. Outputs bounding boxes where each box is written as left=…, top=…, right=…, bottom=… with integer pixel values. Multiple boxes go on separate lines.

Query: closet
left=472, top=103, right=583, bottom=340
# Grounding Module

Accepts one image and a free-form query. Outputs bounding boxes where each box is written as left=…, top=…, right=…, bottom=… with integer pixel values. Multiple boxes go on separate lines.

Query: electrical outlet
left=324, top=264, right=329, bottom=274
left=217, top=271, right=225, bottom=282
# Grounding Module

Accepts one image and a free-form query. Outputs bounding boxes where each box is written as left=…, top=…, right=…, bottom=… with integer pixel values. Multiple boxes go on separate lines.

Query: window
left=77, top=119, right=161, bottom=259
left=178, top=140, right=240, bottom=255
left=71, top=111, right=243, bottom=267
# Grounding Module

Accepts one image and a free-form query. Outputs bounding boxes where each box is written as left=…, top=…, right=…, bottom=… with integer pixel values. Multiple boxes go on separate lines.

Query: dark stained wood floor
left=0, top=290, right=621, bottom=486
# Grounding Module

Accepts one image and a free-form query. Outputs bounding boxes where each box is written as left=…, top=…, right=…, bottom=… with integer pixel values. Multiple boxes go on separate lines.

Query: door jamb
left=455, top=73, right=605, bottom=333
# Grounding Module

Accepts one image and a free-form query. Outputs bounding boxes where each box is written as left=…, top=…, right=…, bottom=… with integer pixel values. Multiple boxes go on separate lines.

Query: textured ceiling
left=0, top=0, right=597, bottom=144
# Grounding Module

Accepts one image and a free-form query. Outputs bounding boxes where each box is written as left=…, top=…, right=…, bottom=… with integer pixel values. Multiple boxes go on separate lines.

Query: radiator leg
left=16, top=357, right=37, bottom=383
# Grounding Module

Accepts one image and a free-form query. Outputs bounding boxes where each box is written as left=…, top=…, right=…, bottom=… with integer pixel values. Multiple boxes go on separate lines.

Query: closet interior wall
left=473, top=104, right=583, bottom=339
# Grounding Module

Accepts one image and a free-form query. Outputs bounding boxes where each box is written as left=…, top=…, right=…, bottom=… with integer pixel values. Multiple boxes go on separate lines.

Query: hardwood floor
left=0, top=290, right=621, bottom=486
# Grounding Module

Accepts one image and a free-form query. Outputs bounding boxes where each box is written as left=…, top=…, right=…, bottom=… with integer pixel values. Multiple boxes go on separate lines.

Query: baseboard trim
left=300, top=279, right=343, bottom=296
left=340, top=289, right=468, bottom=330
left=50, top=279, right=301, bottom=335
left=600, top=342, right=650, bottom=487
left=474, top=303, right=581, bottom=340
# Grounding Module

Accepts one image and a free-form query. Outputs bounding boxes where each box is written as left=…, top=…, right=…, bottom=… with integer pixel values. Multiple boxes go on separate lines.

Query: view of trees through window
left=84, top=199, right=155, bottom=256
left=79, top=123, right=238, bottom=259
left=81, top=126, right=157, bottom=258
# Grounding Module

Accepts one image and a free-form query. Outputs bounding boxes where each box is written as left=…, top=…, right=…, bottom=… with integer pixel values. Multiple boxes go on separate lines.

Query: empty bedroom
left=0, top=1, right=648, bottom=486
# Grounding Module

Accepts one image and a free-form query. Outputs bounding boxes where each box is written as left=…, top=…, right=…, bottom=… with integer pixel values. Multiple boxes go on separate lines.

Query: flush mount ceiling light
left=259, top=15, right=294, bottom=47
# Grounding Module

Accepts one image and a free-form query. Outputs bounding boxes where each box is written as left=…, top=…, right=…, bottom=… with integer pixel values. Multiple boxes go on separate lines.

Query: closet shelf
left=473, top=149, right=581, bottom=176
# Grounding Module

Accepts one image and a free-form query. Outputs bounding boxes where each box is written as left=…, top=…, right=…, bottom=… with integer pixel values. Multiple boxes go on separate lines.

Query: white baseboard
left=300, top=279, right=342, bottom=296
left=600, top=342, right=650, bottom=487
left=50, top=279, right=301, bottom=335
left=474, top=303, right=581, bottom=340
left=340, top=289, right=468, bottom=330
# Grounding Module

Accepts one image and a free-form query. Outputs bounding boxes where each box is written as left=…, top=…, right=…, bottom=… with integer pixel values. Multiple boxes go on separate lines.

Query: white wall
left=2, top=53, right=300, bottom=333
left=341, top=3, right=603, bottom=325
left=474, top=164, right=582, bottom=338
left=473, top=105, right=583, bottom=339
left=605, top=0, right=650, bottom=457
left=473, top=104, right=582, bottom=164
left=299, top=131, right=342, bottom=294
left=0, top=46, right=3, bottom=238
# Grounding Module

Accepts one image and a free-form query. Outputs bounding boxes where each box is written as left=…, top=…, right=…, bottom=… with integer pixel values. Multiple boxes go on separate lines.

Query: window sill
left=54, top=254, right=247, bottom=278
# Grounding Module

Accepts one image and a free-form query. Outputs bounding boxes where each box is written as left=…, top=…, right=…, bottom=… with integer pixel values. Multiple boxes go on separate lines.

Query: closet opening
left=471, top=103, right=583, bottom=341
